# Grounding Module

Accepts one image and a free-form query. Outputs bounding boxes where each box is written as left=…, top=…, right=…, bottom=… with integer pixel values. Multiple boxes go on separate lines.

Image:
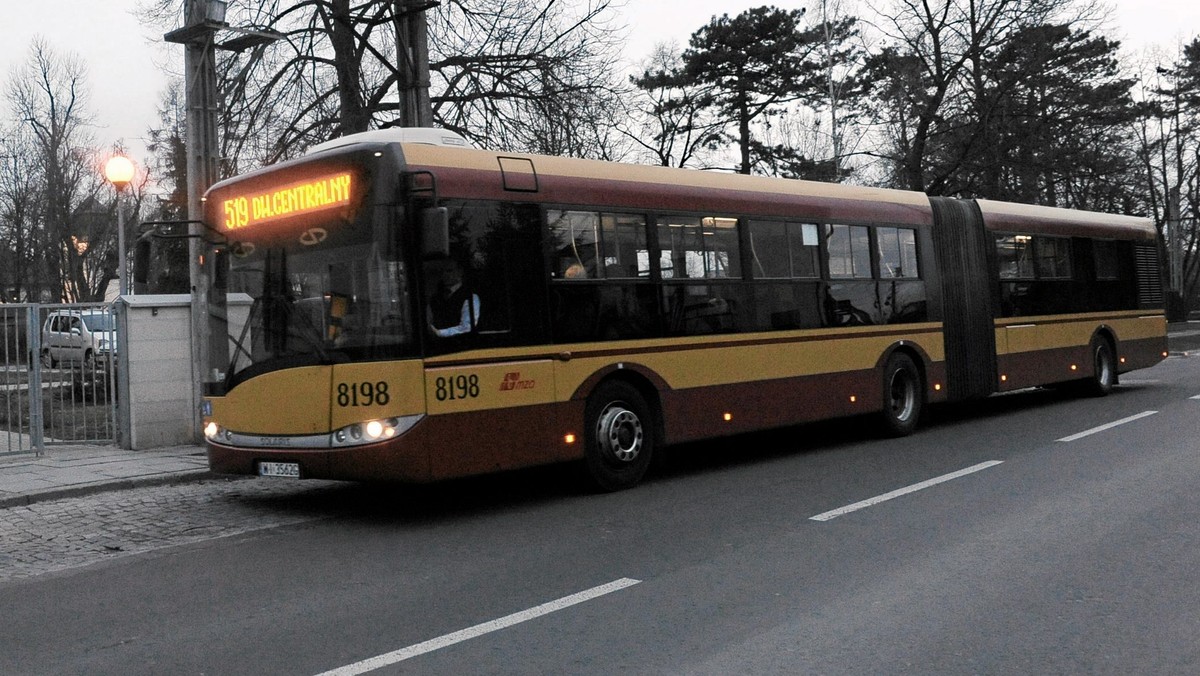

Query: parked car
left=40, top=309, right=115, bottom=368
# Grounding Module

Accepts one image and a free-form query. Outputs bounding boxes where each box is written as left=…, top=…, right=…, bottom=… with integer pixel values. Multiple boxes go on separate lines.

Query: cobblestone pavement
left=0, top=477, right=347, bottom=584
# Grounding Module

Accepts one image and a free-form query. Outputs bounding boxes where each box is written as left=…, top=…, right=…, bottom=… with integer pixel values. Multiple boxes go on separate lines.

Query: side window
left=1034, top=236, right=1072, bottom=279
left=599, top=213, right=650, bottom=279
left=658, top=215, right=741, bottom=279
left=877, top=227, right=920, bottom=279
left=996, top=234, right=1035, bottom=279
left=789, top=223, right=820, bottom=278
left=548, top=210, right=599, bottom=279
left=548, top=210, right=650, bottom=280
left=425, top=200, right=543, bottom=352
left=748, top=220, right=789, bottom=278
left=1093, top=240, right=1121, bottom=281
left=749, top=220, right=820, bottom=279
left=825, top=224, right=871, bottom=279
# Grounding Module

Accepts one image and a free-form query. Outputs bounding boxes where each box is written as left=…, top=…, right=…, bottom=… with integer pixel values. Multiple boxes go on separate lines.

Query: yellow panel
left=997, top=312, right=1167, bottom=355
left=1005, top=324, right=1040, bottom=353
left=426, top=360, right=556, bottom=415
left=330, top=360, right=427, bottom=429
left=552, top=327, right=944, bottom=397
left=208, top=366, right=331, bottom=435
left=1113, top=315, right=1167, bottom=340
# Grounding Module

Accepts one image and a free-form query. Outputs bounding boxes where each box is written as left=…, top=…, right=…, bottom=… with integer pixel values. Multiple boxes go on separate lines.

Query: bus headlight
left=204, top=421, right=220, bottom=439
left=331, top=415, right=423, bottom=447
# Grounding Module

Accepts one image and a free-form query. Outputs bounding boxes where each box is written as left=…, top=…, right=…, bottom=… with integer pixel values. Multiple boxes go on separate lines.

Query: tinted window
left=877, top=227, right=919, bottom=279
left=658, top=216, right=741, bottom=279
left=996, top=235, right=1035, bottom=279
left=1093, top=240, right=1121, bottom=281
left=748, top=220, right=819, bottom=279
left=826, top=224, right=871, bottom=279
left=1035, top=236, right=1072, bottom=279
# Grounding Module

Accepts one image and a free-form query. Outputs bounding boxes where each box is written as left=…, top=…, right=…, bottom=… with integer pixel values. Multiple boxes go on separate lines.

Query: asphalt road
left=3, top=354, right=1199, bottom=675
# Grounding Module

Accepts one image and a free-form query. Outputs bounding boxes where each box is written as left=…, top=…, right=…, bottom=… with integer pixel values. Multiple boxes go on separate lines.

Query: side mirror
left=420, top=207, right=449, bottom=258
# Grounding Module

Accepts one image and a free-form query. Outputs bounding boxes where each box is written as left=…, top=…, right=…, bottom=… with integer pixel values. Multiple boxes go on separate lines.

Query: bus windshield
left=225, top=239, right=415, bottom=381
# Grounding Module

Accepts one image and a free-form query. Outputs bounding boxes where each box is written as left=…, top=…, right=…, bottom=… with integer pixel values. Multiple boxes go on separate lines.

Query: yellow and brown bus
left=201, top=128, right=1167, bottom=490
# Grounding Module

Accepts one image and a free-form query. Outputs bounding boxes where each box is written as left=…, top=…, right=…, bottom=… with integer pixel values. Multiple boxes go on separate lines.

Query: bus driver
left=427, top=257, right=481, bottom=338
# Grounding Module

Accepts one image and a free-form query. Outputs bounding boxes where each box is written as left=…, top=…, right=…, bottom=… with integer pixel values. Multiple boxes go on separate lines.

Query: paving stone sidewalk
left=0, top=445, right=214, bottom=508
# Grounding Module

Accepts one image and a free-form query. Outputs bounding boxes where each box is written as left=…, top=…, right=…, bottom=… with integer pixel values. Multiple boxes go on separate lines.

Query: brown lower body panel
left=996, top=334, right=1166, bottom=392
left=210, top=358, right=953, bottom=483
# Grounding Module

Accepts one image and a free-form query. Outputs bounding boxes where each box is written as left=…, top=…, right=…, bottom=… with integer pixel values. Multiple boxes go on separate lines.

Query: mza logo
left=499, top=371, right=535, bottom=391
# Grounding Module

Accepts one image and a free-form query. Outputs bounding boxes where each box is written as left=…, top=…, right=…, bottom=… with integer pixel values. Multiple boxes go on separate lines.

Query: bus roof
left=977, top=199, right=1156, bottom=241
left=400, top=143, right=935, bottom=227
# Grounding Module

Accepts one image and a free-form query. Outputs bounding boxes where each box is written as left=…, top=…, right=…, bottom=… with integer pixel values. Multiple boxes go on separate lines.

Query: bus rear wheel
left=583, top=380, right=655, bottom=491
left=1085, top=337, right=1117, bottom=397
left=880, top=353, right=922, bottom=437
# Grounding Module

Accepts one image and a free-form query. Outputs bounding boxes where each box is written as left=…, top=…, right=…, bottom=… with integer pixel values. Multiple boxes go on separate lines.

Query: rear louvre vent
left=1134, top=243, right=1164, bottom=307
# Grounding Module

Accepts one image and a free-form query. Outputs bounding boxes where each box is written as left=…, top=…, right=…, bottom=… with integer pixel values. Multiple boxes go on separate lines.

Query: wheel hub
left=596, top=404, right=643, bottom=463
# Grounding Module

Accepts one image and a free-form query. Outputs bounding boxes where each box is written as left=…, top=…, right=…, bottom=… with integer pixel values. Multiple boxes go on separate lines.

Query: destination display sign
left=220, top=171, right=354, bottom=230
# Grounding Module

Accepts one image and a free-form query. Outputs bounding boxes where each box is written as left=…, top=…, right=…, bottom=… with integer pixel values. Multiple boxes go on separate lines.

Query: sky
left=1, top=0, right=1198, bottom=169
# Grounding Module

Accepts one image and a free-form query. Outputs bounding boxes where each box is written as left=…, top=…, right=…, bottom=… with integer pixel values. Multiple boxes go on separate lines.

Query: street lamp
left=104, top=155, right=135, bottom=297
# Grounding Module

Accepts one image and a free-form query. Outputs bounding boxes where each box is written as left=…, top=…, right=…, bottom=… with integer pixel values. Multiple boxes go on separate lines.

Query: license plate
left=258, top=461, right=301, bottom=478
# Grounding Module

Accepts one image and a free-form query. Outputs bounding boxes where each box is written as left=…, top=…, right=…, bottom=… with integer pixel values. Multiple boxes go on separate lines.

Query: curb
left=0, top=469, right=221, bottom=510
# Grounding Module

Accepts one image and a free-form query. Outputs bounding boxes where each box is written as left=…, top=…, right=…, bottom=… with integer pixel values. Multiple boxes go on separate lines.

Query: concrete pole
left=182, top=0, right=229, bottom=440
left=395, top=0, right=434, bottom=127
left=1168, top=185, right=1182, bottom=295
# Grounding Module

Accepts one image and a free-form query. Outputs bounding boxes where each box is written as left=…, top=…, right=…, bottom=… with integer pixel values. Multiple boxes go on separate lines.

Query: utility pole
left=1168, top=185, right=1183, bottom=305
left=166, top=2, right=282, bottom=440
left=166, top=0, right=229, bottom=441
left=394, top=1, right=437, bottom=127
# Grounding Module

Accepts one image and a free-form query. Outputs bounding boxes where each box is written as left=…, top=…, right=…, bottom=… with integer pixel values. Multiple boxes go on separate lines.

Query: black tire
left=880, top=352, right=923, bottom=437
left=1085, top=337, right=1116, bottom=397
left=583, top=380, right=655, bottom=491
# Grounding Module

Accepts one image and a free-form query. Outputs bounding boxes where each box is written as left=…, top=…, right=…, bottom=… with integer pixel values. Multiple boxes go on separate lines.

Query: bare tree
left=0, top=130, right=40, bottom=301
left=863, top=0, right=1080, bottom=193
left=138, top=0, right=627, bottom=168
left=5, top=39, right=112, bottom=302
left=1132, top=41, right=1200, bottom=316
left=626, top=44, right=724, bottom=168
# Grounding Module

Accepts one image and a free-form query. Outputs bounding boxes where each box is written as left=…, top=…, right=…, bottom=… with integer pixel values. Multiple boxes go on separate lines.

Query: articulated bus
left=201, top=128, right=1167, bottom=490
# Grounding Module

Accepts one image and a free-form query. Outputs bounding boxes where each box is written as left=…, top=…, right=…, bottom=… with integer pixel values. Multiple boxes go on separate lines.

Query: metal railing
left=1, top=303, right=118, bottom=457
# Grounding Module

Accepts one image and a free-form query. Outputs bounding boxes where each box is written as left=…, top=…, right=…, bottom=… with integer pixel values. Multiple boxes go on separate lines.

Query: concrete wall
left=116, top=294, right=252, bottom=450
left=119, top=295, right=194, bottom=449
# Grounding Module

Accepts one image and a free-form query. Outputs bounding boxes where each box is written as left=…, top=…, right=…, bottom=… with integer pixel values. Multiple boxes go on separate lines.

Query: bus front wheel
left=880, top=353, right=922, bottom=437
left=583, top=380, right=655, bottom=491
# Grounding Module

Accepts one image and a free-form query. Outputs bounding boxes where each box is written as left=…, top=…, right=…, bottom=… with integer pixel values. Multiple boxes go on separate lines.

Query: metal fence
left=1, top=303, right=118, bottom=457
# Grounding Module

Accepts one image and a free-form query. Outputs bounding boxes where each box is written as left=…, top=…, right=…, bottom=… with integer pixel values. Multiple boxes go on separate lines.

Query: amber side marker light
left=564, top=433, right=576, bottom=444
left=849, top=395, right=857, bottom=403
left=1070, top=364, right=1078, bottom=371
left=723, top=413, right=733, bottom=422
left=934, top=383, right=942, bottom=391
left=1001, top=374, right=1008, bottom=382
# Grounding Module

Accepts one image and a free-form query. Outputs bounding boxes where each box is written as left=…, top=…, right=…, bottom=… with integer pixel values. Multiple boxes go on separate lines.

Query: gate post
left=26, top=303, right=44, bottom=455
left=114, top=299, right=132, bottom=449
